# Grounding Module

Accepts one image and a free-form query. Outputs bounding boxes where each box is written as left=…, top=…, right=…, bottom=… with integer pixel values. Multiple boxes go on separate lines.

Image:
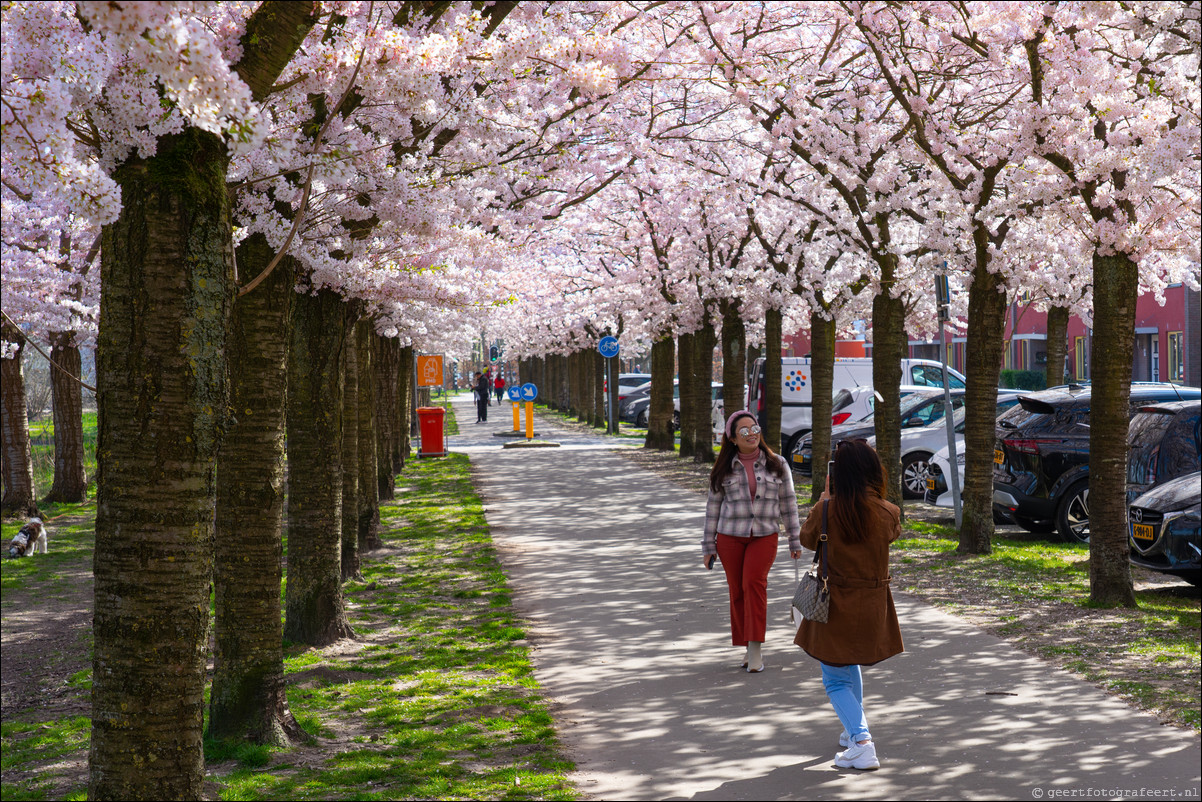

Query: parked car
left=868, top=391, right=1024, bottom=499
left=748, top=357, right=967, bottom=455
left=1128, top=471, right=1201, bottom=586
left=791, top=388, right=964, bottom=475
left=1125, top=400, right=1201, bottom=507
left=992, top=384, right=1202, bottom=543
left=618, top=380, right=653, bottom=422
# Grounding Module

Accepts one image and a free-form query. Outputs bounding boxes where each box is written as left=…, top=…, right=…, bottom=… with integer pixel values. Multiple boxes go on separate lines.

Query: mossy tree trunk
left=45, top=331, right=88, bottom=503
left=809, top=312, right=836, bottom=502
left=399, top=345, right=414, bottom=461
left=1046, top=305, right=1070, bottom=388
left=285, top=288, right=355, bottom=646
left=356, top=319, right=381, bottom=550
left=691, top=323, right=717, bottom=464
left=1089, top=253, right=1138, bottom=607
left=340, top=308, right=361, bottom=581
left=721, top=301, right=746, bottom=425
left=677, top=332, right=697, bottom=458
left=374, top=333, right=399, bottom=500
left=210, top=236, right=304, bottom=747
left=763, top=307, right=783, bottom=454
left=1, top=320, right=39, bottom=517
left=958, top=237, right=1009, bottom=555
left=871, top=248, right=906, bottom=510
left=89, top=128, right=232, bottom=800
left=646, top=337, right=675, bottom=450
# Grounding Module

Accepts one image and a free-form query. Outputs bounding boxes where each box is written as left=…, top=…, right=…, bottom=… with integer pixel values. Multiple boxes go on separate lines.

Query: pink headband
left=725, top=409, right=756, bottom=439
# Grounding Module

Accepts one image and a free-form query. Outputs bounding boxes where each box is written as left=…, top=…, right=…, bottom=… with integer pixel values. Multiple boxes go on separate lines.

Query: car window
left=1161, top=411, right=1202, bottom=482
left=947, top=372, right=965, bottom=389
left=997, top=401, right=1044, bottom=430
left=1128, top=411, right=1174, bottom=485
left=910, top=366, right=938, bottom=386
left=861, top=391, right=941, bottom=424
left=832, top=389, right=853, bottom=412
left=904, top=396, right=964, bottom=426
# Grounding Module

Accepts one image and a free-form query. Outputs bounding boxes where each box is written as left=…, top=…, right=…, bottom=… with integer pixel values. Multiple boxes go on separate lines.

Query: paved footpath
left=446, top=394, right=1201, bottom=801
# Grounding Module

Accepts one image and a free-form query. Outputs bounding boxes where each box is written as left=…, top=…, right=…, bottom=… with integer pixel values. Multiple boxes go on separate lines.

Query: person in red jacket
left=494, top=373, right=506, bottom=403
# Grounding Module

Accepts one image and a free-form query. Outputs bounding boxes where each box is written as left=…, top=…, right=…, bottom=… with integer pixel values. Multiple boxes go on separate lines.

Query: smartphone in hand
left=707, top=554, right=717, bottom=570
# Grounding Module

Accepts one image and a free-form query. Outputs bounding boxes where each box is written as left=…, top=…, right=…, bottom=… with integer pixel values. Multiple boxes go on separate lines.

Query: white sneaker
left=835, top=740, right=880, bottom=770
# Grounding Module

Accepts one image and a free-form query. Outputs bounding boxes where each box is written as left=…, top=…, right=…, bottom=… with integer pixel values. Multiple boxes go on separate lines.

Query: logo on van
left=785, top=370, right=808, bottom=391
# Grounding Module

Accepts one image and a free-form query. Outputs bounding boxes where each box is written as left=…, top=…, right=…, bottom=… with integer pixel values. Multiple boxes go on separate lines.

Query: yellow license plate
left=994, top=449, right=1005, bottom=464
left=926, top=477, right=936, bottom=490
left=1133, top=523, right=1155, bottom=542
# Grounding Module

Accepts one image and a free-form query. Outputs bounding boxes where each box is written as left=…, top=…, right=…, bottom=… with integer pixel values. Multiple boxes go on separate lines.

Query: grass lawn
left=1, top=403, right=579, bottom=800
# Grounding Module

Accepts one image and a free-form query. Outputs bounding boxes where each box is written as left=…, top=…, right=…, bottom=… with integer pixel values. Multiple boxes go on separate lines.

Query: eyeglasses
left=836, top=437, right=868, bottom=448
left=736, top=425, right=762, bottom=437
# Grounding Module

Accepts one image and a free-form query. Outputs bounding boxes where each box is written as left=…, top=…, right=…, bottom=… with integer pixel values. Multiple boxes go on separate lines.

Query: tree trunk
left=809, top=312, right=836, bottom=502
left=285, top=288, right=355, bottom=646
left=356, top=319, right=381, bottom=550
left=763, top=307, right=783, bottom=453
left=646, top=337, right=675, bottom=450
left=374, top=334, right=399, bottom=500
left=958, top=248, right=1008, bottom=554
left=399, top=345, right=414, bottom=462
left=44, top=332, right=87, bottom=503
left=89, top=128, right=231, bottom=800
left=1, top=320, right=39, bottom=517
left=210, top=235, right=304, bottom=746
left=677, top=332, right=697, bottom=458
left=721, top=301, right=746, bottom=428
left=340, top=310, right=361, bottom=581
left=871, top=252, right=906, bottom=510
left=692, top=323, right=717, bottom=464
left=1089, top=252, right=1137, bottom=607
left=1046, top=305, right=1070, bottom=388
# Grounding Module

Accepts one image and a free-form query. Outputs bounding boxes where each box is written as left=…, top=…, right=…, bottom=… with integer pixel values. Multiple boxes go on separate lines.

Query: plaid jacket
left=703, top=452, right=802, bottom=554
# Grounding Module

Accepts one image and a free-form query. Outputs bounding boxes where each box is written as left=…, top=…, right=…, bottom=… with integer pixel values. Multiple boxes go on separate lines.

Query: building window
left=1168, top=331, right=1184, bottom=383
left=1075, top=336, right=1088, bottom=380
left=1151, top=336, right=1160, bottom=382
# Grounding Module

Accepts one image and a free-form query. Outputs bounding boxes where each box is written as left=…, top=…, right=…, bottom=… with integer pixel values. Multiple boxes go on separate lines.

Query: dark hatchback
left=1128, top=471, right=1201, bottom=586
left=992, top=384, right=1202, bottom=543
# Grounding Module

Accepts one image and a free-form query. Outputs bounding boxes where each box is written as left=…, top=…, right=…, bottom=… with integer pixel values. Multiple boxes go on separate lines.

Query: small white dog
left=7, top=517, right=48, bottom=558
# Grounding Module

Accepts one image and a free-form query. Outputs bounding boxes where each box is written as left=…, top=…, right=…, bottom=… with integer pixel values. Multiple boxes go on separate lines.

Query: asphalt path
left=445, top=393, right=1201, bottom=801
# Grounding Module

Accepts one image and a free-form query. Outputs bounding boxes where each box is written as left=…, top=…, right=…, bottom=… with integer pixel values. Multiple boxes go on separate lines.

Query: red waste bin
left=416, top=407, right=446, bottom=457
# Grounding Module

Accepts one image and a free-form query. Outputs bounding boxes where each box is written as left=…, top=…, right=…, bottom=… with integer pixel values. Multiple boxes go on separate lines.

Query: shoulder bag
left=791, top=499, right=830, bottom=623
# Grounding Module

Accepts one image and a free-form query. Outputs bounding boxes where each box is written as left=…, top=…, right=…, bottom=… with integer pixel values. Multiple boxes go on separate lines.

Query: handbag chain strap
left=817, top=499, right=830, bottom=594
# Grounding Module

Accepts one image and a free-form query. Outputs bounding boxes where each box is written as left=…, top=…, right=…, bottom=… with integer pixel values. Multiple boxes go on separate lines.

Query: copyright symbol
left=1033, top=790, right=1044, bottom=799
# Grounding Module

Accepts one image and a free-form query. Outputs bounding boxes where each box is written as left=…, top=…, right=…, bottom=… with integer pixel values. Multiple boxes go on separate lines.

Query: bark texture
left=763, top=308, right=783, bottom=453
left=1046, top=305, right=1070, bottom=388
left=721, top=301, right=746, bottom=424
left=809, top=312, right=836, bottom=503
left=210, top=236, right=303, bottom=746
left=374, top=334, right=399, bottom=499
left=341, top=313, right=361, bottom=581
left=356, top=319, right=381, bottom=549
left=691, top=324, right=717, bottom=464
left=89, top=128, right=231, bottom=800
left=44, top=332, right=88, bottom=503
left=1089, top=253, right=1138, bottom=607
left=677, top=332, right=698, bottom=459
left=646, top=337, right=675, bottom=450
left=285, top=288, right=356, bottom=646
left=1, top=320, right=39, bottom=517
left=871, top=251, right=906, bottom=510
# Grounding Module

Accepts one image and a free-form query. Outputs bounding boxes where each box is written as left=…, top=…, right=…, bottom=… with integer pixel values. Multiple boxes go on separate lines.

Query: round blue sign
left=520, top=382, right=538, bottom=401
left=507, top=386, right=522, bottom=402
left=598, top=336, right=620, bottom=359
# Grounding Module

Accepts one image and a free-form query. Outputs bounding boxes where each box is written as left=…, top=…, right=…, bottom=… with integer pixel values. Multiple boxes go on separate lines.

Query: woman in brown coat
left=794, top=438, right=902, bottom=770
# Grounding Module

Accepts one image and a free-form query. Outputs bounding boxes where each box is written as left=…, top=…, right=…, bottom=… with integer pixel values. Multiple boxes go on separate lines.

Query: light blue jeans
left=820, top=663, right=871, bottom=743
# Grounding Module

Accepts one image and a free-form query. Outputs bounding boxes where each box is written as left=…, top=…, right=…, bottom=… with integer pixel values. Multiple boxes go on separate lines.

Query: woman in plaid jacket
left=703, top=410, right=802, bottom=673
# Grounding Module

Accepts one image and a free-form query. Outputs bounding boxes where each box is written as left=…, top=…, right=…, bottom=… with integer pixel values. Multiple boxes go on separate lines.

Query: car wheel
left=783, top=430, right=810, bottom=475
left=671, top=411, right=679, bottom=433
left=1056, top=480, right=1090, bottom=544
left=900, top=452, right=933, bottom=499
left=636, top=409, right=648, bottom=427
left=1013, top=515, right=1057, bottom=535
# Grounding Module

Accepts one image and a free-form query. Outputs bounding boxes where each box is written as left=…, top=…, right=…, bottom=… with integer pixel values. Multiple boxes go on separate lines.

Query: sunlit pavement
left=448, top=393, right=1201, bottom=801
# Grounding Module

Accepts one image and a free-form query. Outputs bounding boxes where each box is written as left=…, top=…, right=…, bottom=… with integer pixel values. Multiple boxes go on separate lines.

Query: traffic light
left=489, top=345, right=499, bottom=362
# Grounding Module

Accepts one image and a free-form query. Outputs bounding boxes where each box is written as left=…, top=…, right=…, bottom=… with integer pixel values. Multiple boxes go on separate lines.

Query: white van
left=747, top=357, right=967, bottom=455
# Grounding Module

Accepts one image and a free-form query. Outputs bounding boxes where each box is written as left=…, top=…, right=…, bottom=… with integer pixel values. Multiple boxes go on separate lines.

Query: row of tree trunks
left=375, top=334, right=400, bottom=500
left=210, top=237, right=302, bottom=746
left=646, top=337, right=675, bottom=450
left=677, top=332, right=697, bottom=458
left=356, top=320, right=382, bottom=550
left=0, top=319, right=39, bottom=517
left=341, top=311, right=363, bottom=581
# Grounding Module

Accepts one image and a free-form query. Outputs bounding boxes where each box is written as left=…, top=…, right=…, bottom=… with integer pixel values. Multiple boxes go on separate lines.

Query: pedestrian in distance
left=794, top=438, right=903, bottom=771
left=494, top=373, right=506, bottom=403
left=474, top=371, right=490, bottom=423
left=702, top=410, right=802, bottom=673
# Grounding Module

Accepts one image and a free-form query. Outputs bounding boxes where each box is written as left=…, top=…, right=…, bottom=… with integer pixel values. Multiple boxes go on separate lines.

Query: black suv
left=1125, top=400, right=1201, bottom=506
left=992, top=384, right=1201, bottom=543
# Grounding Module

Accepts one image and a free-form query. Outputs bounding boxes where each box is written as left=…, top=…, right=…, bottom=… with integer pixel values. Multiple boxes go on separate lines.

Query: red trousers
left=716, top=533, right=778, bottom=645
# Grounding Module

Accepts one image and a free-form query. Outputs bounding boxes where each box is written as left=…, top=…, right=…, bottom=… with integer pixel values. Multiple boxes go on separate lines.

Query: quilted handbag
left=791, top=500, right=830, bottom=623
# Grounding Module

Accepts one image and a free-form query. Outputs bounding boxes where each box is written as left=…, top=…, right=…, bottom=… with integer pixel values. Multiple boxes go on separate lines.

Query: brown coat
left=793, top=494, right=903, bottom=666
